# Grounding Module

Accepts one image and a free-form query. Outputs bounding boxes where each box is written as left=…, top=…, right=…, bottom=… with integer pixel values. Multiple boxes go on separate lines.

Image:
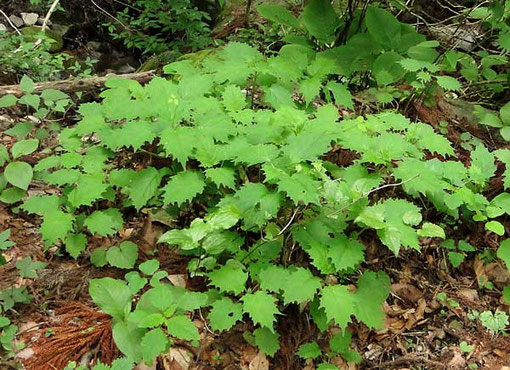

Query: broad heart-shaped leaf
left=207, top=297, right=243, bottom=332
left=208, top=264, right=248, bottom=295
left=40, top=210, right=74, bottom=245
left=106, top=241, right=138, bottom=269
left=241, top=291, right=280, bottom=330
left=162, top=170, right=205, bottom=206
left=128, top=167, right=162, bottom=210
left=365, top=6, right=401, bottom=49
left=141, top=328, right=169, bottom=365
left=254, top=327, right=280, bottom=357
left=112, top=321, right=145, bottom=363
left=497, top=239, right=510, bottom=268
left=301, top=0, right=341, bottom=43
left=257, top=3, right=300, bottom=28
left=320, top=285, right=356, bottom=331
left=11, top=139, right=39, bottom=159
left=84, top=208, right=124, bottom=236
left=166, top=315, right=199, bottom=341
left=4, top=161, right=33, bottom=190
left=353, top=271, right=390, bottom=329
left=89, top=277, right=132, bottom=321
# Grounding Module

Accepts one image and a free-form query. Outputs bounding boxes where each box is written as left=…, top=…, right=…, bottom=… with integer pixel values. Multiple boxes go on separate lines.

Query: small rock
left=21, top=13, right=39, bottom=26
left=458, top=288, right=478, bottom=302
left=36, top=17, right=51, bottom=26
left=9, top=15, right=24, bottom=28
left=0, top=24, right=7, bottom=32
left=116, top=63, right=136, bottom=74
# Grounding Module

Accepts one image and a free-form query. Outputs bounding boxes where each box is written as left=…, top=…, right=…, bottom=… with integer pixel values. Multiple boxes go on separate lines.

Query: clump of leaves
left=104, top=0, right=213, bottom=55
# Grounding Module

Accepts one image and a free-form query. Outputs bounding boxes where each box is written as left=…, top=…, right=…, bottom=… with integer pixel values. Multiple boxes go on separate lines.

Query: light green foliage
left=479, top=310, right=509, bottom=334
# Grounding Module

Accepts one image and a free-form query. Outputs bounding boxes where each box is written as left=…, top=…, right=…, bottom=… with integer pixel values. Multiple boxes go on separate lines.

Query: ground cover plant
left=0, top=0, right=509, bottom=369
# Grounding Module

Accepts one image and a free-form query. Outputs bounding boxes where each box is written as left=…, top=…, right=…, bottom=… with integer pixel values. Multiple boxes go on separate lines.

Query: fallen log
left=0, top=71, right=156, bottom=97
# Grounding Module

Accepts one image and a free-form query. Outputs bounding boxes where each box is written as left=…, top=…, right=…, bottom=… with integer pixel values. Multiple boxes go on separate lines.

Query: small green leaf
left=208, top=264, right=248, bottom=295
left=65, top=233, right=87, bottom=259
left=0, top=94, right=18, bottom=108
left=297, top=342, right=321, bottom=359
left=139, top=260, right=160, bottom=275
left=91, top=247, right=107, bottom=267
left=15, top=257, right=46, bottom=278
left=20, top=75, right=35, bottom=94
left=89, top=277, right=132, bottom=321
left=208, top=297, right=243, bottom=332
left=141, top=328, right=169, bottom=365
left=254, top=327, right=280, bottom=356
left=486, top=220, right=505, bottom=236
left=162, top=170, right=205, bottom=206
left=242, top=291, right=280, bottom=329
left=436, top=76, right=461, bottom=91
left=4, top=161, right=33, bottom=190
left=11, top=139, right=39, bottom=159
left=417, top=223, right=445, bottom=238
left=497, top=239, right=510, bottom=268
left=166, top=315, right=199, bottom=341
left=448, top=252, right=465, bottom=268
left=106, top=241, right=138, bottom=269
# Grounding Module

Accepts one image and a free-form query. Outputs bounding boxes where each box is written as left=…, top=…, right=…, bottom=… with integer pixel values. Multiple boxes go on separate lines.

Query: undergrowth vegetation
left=0, top=0, right=509, bottom=368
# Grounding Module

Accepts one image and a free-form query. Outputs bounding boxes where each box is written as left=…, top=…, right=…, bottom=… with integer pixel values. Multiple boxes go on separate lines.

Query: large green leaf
left=301, top=0, right=341, bottom=44
left=89, top=277, right=132, bottom=321
left=257, top=3, right=300, bottom=28
left=365, top=6, right=401, bottom=49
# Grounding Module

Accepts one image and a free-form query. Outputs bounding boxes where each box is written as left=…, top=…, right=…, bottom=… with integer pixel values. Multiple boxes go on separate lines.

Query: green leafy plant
left=104, top=0, right=213, bottom=55
left=2, top=2, right=510, bottom=365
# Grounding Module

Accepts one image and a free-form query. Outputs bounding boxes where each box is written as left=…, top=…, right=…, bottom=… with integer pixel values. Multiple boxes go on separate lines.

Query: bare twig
left=89, top=0, right=131, bottom=30
left=327, top=174, right=420, bottom=218
left=278, top=208, right=300, bottom=236
left=0, top=8, right=22, bottom=35
left=35, top=0, right=60, bottom=47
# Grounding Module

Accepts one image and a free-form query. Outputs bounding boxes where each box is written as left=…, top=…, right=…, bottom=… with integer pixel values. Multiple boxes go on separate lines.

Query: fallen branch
left=0, top=71, right=156, bottom=97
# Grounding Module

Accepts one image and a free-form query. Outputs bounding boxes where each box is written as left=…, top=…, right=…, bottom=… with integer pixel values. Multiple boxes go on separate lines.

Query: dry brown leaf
left=447, top=348, right=466, bottom=369
left=162, top=347, right=193, bottom=370
left=248, top=352, right=269, bottom=370
left=457, top=288, right=478, bottom=302
left=391, top=283, right=424, bottom=304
